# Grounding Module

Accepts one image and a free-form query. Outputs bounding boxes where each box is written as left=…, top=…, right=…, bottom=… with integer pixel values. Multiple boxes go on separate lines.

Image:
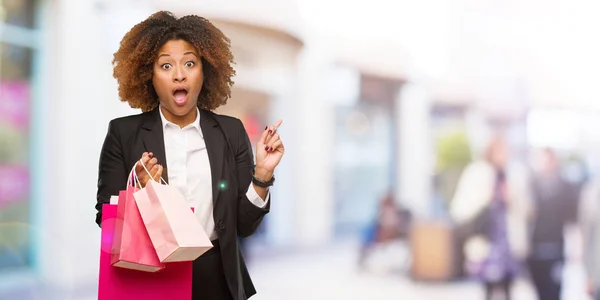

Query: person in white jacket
left=450, top=137, right=532, bottom=300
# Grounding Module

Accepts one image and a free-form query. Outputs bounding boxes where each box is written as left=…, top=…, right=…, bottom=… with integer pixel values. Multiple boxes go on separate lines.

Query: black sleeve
left=95, top=120, right=128, bottom=226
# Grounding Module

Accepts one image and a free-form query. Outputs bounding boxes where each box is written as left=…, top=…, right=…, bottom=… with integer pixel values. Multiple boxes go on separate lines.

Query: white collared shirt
left=159, top=107, right=268, bottom=240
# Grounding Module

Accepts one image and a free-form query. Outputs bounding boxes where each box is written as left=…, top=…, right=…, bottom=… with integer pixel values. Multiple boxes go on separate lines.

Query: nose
left=173, top=66, right=186, bottom=82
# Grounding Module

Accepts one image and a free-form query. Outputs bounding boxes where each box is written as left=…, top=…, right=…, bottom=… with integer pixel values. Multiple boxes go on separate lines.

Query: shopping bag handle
left=138, top=158, right=168, bottom=185
left=127, top=164, right=142, bottom=188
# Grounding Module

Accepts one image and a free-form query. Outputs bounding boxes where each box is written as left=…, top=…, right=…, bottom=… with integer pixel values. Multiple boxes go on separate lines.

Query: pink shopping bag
left=134, top=160, right=212, bottom=263
left=111, top=185, right=164, bottom=272
left=98, top=204, right=193, bottom=300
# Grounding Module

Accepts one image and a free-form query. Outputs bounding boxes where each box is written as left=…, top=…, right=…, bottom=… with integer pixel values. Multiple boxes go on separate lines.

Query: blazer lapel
left=200, top=109, right=225, bottom=205
left=141, top=108, right=169, bottom=183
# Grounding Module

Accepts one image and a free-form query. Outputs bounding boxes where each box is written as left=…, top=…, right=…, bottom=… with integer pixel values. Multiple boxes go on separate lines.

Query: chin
left=162, top=104, right=195, bottom=116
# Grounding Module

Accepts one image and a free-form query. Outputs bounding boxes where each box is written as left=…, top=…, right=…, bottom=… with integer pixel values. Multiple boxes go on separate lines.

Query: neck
left=160, top=106, right=197, bottom=128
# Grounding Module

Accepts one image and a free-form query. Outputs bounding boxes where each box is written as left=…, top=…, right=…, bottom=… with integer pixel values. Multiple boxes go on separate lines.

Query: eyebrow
left=158, top=52, right=199, bottom=58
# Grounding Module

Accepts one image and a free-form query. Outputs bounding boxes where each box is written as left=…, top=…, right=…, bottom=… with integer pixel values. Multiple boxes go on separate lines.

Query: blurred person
left=527, top=149, right=580, bottom=300
left=357, top=191, right=411, bottom=270
left=578, top=172, right=600, bottom=300
left=450, top=136, right=531, bottom=300
left=94, top=11, right=285, bottom=300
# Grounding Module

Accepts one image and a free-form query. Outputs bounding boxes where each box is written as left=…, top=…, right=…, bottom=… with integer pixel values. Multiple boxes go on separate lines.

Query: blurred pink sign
left=0, top=165, right=29, bottom=208
left=0, top=81, right=30, bottom=129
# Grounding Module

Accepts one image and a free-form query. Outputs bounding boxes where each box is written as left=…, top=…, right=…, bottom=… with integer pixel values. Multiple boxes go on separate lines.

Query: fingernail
left=149, top=153, right=153, bottom=157
left=269, top=147, right=273, bottom=151
left=265, top=146, right=269, bottom=151
left=265, top=126, right=268, bottom=130
left=268, top=130, right=272, bottom=134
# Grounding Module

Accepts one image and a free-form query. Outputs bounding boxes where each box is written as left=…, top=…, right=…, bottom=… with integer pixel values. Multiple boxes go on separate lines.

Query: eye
left=185, top=61, right=195, bottom=68
left=161, top=63, right=172, bottom=70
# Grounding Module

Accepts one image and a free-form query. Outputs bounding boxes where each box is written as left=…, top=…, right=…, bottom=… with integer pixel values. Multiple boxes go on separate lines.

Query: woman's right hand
left=135, top=152, right=163, bottom=188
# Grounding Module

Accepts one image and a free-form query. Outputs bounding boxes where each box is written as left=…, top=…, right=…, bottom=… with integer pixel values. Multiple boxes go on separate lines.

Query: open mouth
left=172, top=88, right=188, bottom=105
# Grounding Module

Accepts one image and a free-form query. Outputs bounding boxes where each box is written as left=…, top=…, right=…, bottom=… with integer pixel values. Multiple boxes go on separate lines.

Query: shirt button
left=217, top=221, right=225, bottom=230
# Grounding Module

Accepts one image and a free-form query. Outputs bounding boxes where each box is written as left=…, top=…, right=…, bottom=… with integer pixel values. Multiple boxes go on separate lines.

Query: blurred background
left=1, top=0, right=600, bottom=299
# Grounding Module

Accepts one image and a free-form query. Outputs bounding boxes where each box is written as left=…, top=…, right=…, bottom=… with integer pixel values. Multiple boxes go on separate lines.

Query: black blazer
left=95, top=107, right=270, bottom=300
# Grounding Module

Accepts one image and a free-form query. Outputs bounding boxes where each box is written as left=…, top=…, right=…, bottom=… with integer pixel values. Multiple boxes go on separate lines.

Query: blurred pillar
left=37, top=0, right=106, bottom=289
left=395, top=82, right=433, bottom=217
left=293, top=40, right=335, bottom=246
left=36, top=0, right=153, bottom=291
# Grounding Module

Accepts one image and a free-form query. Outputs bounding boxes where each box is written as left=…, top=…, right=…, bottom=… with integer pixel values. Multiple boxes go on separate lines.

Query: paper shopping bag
left=98, top=204, right=193, bottom=300
left=134, top=180, right=213, bottom=263
left=110, top=186, right=164, bottom=272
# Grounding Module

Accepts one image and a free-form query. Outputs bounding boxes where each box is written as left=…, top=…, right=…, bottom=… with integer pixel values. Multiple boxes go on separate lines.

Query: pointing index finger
left=272, top=119, right=283, bottom=130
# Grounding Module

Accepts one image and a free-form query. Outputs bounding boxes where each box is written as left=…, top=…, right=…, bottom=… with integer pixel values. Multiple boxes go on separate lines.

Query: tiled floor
left=247, top=240, right=590, bottom=300
left=0, top=240, right=591, bottom=300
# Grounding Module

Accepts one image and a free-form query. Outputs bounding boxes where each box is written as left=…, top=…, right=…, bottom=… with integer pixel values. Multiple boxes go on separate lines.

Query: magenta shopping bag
left=98, top=204, right=193, bottom=300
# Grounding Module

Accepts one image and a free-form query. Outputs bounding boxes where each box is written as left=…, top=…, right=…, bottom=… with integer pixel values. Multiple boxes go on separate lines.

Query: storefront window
left=0, top=4, right=36, bottom=269
left=1, top=0, right=36, bottom=28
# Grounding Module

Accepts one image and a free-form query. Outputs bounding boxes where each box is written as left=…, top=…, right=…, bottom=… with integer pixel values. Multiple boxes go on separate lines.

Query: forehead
left=157, top=39, right=198, bottom=55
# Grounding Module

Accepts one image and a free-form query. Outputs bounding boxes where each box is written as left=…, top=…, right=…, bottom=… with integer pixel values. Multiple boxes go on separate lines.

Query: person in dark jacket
left=528, top=149, right=579, bottom=300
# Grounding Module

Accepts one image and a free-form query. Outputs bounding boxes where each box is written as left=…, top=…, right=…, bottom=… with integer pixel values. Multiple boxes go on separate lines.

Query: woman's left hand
left=254, top=120, right=284, bottom=181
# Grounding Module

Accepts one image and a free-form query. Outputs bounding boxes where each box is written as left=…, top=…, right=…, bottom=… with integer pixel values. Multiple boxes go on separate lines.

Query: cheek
left=191, top=72, right=204, bottom=92
left=152, top=74, right=169, bottom=94
left=191, top=70, right=203, bottom=81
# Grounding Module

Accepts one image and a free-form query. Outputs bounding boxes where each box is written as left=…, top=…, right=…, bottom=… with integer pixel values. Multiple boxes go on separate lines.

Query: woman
left=357, top=191, right=405, bottom=270
left=528, top=149, right=579, bottom=300
left=94, top=11, right=285, bottom=300
left=450, top=137, right=531, bottom=300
